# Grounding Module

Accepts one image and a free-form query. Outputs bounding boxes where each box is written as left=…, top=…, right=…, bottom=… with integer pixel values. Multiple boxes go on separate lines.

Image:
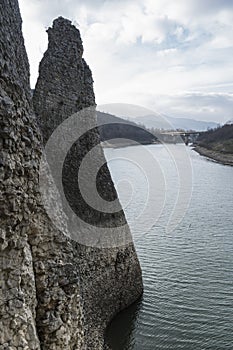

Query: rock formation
left=0, top=2, right=143, bottom=349
left=0, top=2, right=85, bottom=349
left=33, top=17, right=143, bottom=348
left=0, top=0, right=41, bottom=347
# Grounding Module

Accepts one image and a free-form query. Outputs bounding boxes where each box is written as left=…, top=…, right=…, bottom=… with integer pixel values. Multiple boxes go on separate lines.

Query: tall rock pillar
left=0, top=3, right=85, bottom=350
left=33, top=17, right=143, bottom=348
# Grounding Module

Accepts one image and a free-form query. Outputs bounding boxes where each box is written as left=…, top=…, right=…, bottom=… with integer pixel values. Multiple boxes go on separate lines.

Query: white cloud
left=149, top=92, right=233, bottom=123
left=18, top=0, right=233, bottom=123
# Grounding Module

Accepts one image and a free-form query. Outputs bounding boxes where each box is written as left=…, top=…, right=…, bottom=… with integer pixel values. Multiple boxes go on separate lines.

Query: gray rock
left=0, top=2, right=84, bottom=350
left=33, top=16, right=143, bottom=348
left=0, top=0, right=41, bottom=348
left=0, top=3, right=143, bottom=349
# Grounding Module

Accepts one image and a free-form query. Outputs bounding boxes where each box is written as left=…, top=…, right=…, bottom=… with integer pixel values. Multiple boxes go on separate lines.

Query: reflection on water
left=104, top=145, right=233, bottom=350
left=106, top=298, right=142, bottom=350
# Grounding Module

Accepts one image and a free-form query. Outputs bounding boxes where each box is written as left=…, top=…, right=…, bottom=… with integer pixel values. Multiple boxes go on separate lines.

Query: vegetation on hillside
left=196, top=124, right=233, bottom=154
left=97, top=111, right=192, bottom=145
left=97, top=111, right=158, bottom=145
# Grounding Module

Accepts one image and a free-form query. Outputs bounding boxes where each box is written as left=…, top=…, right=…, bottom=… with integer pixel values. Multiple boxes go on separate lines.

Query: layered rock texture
left=0, top=3, right=143, bottom=349
left=0, top=1, right=41, bottom=347
left=0, top=2, right=85, bottom=349
left=33, top=17, right=143, bottom=348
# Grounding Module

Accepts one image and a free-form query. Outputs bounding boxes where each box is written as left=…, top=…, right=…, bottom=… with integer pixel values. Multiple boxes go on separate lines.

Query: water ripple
left=105, top=146, right=233, bottom=350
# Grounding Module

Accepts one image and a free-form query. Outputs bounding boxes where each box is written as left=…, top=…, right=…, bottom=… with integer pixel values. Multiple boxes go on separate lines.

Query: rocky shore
left=194, top=145, right=233, bottom=166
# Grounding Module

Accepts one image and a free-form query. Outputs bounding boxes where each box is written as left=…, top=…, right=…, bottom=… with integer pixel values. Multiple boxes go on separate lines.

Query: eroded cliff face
left=33, top=17, right=95, bottom=144
left=0, top=3, right=84, bottom=349
left=0, top=3, right=143, bottom=349
left=33, top=17, right=143, bottom=349
left=0, top=1, right=41, bottom=348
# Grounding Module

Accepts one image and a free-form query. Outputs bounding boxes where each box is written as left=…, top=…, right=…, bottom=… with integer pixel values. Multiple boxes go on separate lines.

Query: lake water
left=104, top=144, right=233, bottom=350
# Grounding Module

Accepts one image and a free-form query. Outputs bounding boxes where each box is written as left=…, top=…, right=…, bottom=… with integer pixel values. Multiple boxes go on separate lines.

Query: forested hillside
left=197, top=124, right=233, bottom=154
left=97, top=111, right=157, bottom=146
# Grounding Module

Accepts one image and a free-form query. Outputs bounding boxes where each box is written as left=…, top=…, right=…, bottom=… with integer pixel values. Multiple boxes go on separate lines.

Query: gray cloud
left=190, top=0, right=233, bottom=13
left=19, top=0, right=233, bottom=123
left=152, top=92, right=233, bottom=123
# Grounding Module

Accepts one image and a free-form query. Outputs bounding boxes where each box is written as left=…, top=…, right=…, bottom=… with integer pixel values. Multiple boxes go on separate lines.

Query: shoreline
left=193, top=145, right=233, bottom=166
left=101, top=140, right=159, bottom=149
left=101, top=140, right=186, bottom=149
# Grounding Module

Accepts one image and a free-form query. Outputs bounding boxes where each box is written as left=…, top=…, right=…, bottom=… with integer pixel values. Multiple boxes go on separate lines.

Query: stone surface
left=33, top=17, right=143, bottom=348
left=0, top=1, right=41, bottom=348
left=0, top=3, right=85, bottom=350
left=0, top=4, right=143, bottom=349
left=33, top=17, right=95, bottom=144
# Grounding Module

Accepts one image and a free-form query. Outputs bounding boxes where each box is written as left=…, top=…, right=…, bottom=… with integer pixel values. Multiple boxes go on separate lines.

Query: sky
left=19, top=0, right=233, bottom=123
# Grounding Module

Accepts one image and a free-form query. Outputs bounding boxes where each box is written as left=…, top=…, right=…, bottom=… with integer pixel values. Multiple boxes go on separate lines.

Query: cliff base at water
left=0, top=4, right=143, bottom=350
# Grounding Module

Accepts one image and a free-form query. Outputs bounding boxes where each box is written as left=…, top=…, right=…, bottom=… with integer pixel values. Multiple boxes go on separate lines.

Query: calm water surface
left=104, top=145, right=233, bottom=350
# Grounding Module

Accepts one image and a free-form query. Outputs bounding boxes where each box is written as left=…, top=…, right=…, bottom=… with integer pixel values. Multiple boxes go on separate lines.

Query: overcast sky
left=19, top=0, right=233, bottom=123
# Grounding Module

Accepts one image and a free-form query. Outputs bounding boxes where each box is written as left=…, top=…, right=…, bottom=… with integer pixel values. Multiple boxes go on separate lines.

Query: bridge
left=157, top=131, right=203, bottom=145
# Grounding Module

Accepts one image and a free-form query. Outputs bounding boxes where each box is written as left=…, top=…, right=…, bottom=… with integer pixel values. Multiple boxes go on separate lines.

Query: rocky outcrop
left=33, top=17, right=95, bottom=144
left=33, top=17, right=143, bottom=348
left=0, top=2, right=85, bottom=349
left=0, top=1, right=41, bottom=347
left=0, top=2, right=142, bottom=348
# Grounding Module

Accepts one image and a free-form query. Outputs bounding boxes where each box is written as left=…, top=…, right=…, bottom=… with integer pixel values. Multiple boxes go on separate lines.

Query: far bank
left=193, top=145, right=233, bottom=166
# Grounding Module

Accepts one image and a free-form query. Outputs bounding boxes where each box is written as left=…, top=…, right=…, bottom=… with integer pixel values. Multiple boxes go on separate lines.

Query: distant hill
left=225, top=119, right=233, bottom=125
left=133, top=115, right=219, bottom=132
left=97, top=111, right=157, bottom=146
left=196, top=124, right=233, bottom=154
